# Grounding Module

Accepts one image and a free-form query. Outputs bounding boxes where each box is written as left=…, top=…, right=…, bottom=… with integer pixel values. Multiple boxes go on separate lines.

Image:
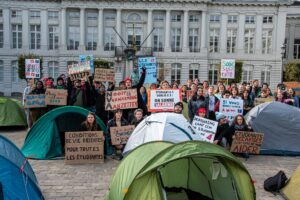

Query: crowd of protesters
left=23, top=68, right=300, bottom=159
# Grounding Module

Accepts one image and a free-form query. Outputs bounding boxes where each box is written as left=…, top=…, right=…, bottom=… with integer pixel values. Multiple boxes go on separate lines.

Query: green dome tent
left=21, top=106, right=111, bottom=159
left=106, top=141, right=255, bottom=200
left=0, top=97, right=26, bottom=126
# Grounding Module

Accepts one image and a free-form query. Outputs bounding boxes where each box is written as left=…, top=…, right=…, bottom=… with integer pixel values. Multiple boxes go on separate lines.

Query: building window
left=227, top=29, right=237, bottom=53
left=48, top=61, right=59, bottom=78
left=104, top=12, right=116, bottom=21
left=209, top=15, right=220, bottom=23
left=104, top=27, right=115, bottom=51
left=209, top=28, right=219, bottom=53
left=127, top=27, right=142, bottom=47
left=157, top=63, right=164, bottom=81
left=153, top=27, right=164, bottom=52
left=12, top=24, right=22, bottom=49
left=0, top=10, right=2, bottom=18
left=171, top=28, right=181, bottom=52
left=262, top=30, right=272, bottom=54
left=30, top=25, right=41, bottom=49
left=128, top=13, right=142, bottom=21
left=244, top=29, right=255, bottom=54
left=48, top=11, right=59, bottom=20
left=171, top=14, right=181, bottom=22
left=68, top=26, right=79, bottom=50
left=0, top=60, right=3, bottom=82
left=11, top=10, right=22, bottom=18
left=261, top=65, right=271, bottom=85
left=49, top=25, right=59, bottom=50
left=30, top=11, right=40, bottom=19
left=242, top=65, right=253, bottom=83
left=294, top=39, right=300, bottom=59
left=189, top=64, right=199, bottom=80
left=228, top=15, right=237, bottom=23
left=209, top=64, right=218, bottom=85
left=11, top=61, right=20, bottom=83
left=86, top=27, right=97, bottom=50
left=189, top=28, right=199, bottom=52
left=263, top=16, right=273, bottom=24
left=189, top=15, right=200, bottom=22
left=0, top=24, right=3, bottom=48
left=283, top=38, right=288, bottom=59
left=68, top=11, right=80, bottom=20
left=171, top=63, right=182, bottom=84
left=86, top=12, right=98, bottom=20
left=153, top=14, right=164, bottom=22
left=245, top=16, right=255, bottom=24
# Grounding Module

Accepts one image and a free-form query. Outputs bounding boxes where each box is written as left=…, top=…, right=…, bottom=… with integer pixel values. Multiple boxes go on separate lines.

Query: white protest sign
left=138, top=57, right=157, bottom=84
left=148, top=89, right=182, bottom=112
left=192, top=116, right=218, bottom=143
left=219, top=98, right=243, bottom=122
left=25, top=59, right=40, bottom=78
left=221, top=59, right=235, bottom=79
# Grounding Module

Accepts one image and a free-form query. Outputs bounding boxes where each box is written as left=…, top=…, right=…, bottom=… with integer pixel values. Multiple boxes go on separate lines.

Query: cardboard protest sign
left=68, top=61, right=91, bottom=81
left=138, top=57, right=157, bottom=84
left=192, top=116, right=218, bottom=143
left=65, top=131, right=104, bottom=164
left=45, top=89, right=68, bottom=106
left=221, top=59, right=235, bottom=79
left=148, top=89, right=182, bottom=112
left=25, top=59, right=40, bottom=78
left=105, top=89, right=138, bottom=110
left=219, top=98, right=243, bottom=122
left=80, top=55, right=94, bottom=74
left=24, top=94, right=46, bottom=108
left=94, top=68, right=115, bottom=82
left=254, top=98, right=274, bottom=106
left=230, top=131, right=264, bottom=154
left=110, top=125, right=135, bottom=145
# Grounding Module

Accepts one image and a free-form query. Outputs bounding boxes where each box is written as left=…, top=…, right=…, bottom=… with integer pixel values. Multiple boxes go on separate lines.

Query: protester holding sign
left=29, top=81, right=46, bottom=124
left=69, top=77, right=91, bottom=108
left=188, top=87, right=208, bottom=121
left=55, top=77, right=67, bottom=90
left=130, top=109, right=144, bottom=127
left=80, top=112, right=101, bottom=131
left=95, top=84, right=113, bottom=126
left=214, top=112, right=230, bottom=147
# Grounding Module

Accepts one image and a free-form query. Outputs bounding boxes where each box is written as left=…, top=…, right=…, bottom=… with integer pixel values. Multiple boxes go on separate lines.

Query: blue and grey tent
left=0, top=135, right=44, bottom=199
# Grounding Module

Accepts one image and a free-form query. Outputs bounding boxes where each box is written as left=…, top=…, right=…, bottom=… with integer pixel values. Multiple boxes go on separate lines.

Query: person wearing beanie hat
left=45, top=79, right=54, bottom=89
left=55, top=77, right=67, bottom=89
left=197, top=107, right=207, bottom=118
left=174, top=102, right=183, bottom=114
left=214, top=112, right=230, bottom=147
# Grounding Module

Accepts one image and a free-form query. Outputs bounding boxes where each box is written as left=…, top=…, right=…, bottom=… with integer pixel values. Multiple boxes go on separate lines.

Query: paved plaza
left=1, top=128, right=299, bottom=200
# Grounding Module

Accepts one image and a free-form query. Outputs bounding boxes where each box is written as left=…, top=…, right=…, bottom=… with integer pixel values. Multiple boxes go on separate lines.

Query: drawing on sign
left=25, top=59, right=40, bottom=79
left=24, top=94, right=46, bottom=108
left=110, top=125, right=135, bottom=145
left=230, top=131, right=264, bottom=154
left=192, top=116, right=218, bottom=143
left=105, top=89, right=138, bottom=110
left=221, top=59, right=235, bottom=79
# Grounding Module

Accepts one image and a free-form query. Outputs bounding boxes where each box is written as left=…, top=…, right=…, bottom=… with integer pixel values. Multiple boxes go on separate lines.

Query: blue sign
left=138, top=57, right=157, bottom=84
left=80, top=55, right=94, bottom=74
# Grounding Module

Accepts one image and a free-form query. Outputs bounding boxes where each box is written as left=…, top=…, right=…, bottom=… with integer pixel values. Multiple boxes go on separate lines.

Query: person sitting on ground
left=174, top=102, right=184, bottom=114
left=197, top=107, right=207, bottom=118
left=242, top=90, right=254, bottom=115
left=213, top=112, right=230, bottom=148
left=80, top=112, right=101, bottom=131
left=131, top=108, right=144, bottom=127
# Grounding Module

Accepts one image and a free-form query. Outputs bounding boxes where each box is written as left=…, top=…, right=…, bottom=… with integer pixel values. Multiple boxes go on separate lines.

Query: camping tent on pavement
left=0, top=135, right=44, bottom=199
left=0, top=97, right=26, bottom=126
left=245, top=102, right=300, bottom=155
left=21, top=106, right=110, bottom=159
left=124, top=112, right=198, bottom=154
left=282, top=165, right=300, bottom=199
left=106, top=141, right=255, bottom=200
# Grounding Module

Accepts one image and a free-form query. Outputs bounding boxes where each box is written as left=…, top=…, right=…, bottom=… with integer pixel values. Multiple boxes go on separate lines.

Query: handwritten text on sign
left=148, top=89, right=182, bottom=112
left=25, top=59, right=40, bottom=79
left=45, top=89, right=68, bottom=106
left=221, top=59, right=235, bottom=79
left=230, top=131, right=264, bottom=154
left=94, top=68, right=115, bottom=82
left=192, top=116, right=218, bottom=143
left=24, top=94, right=46, bottom=108
left=219, top=98, right=243, bottom=122
left=110, top=125, right=135, bottom=145
left=138, top=57, right=157, bottom=84
left=68, top=61, right=91, bottom=81
left=65, top=131, right=104, bottom=164
left=105, top=89, right=138, bottom=110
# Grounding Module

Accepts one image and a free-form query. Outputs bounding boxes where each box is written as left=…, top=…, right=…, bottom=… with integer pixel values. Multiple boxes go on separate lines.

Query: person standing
left=188, top=87, right=208, bottom=121
left=23, top=79, right=34, bottom=128
left=29, top=81, right=46, bottom=124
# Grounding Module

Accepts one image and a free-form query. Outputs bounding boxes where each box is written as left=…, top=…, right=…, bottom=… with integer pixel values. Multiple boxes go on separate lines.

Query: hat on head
left=124, top=77, right=132, bottom=83
left=197, top=107, right=206, bottom=115
left=174, top=102, right=183, bottom=109
left=215, top=112, right=226, bottom=121
left=45, top=80, right=53, bottom=86
left=57, top=77, right=64, bottom=82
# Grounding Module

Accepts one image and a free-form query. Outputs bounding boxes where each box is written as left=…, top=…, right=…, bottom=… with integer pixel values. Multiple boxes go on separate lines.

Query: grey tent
left=245, top=102, right=300, bottom=155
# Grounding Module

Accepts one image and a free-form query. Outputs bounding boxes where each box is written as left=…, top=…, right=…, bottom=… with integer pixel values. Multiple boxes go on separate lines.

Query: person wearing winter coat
left=188, top=87, right=209, bottom=121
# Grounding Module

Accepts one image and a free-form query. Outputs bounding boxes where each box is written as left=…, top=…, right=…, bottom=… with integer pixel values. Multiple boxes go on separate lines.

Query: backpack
left=264, top=171, right=288, bottom=193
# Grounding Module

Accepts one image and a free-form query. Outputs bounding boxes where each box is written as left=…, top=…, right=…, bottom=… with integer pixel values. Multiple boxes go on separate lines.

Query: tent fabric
left=282, top=165, right=300, bottom=200
left=245, top=102, right=300, bottom=155
left=0, top=97, right=26, bottom=126
left=106, top=141, right=255, bottom=200
left=0, top=135, right=44, bottom=199
left=21, top=106, right=109, bottom=159
left=124, top=113, right=198, bottom=154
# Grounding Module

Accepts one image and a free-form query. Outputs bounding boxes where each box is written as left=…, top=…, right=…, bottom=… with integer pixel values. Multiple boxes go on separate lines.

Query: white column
left=201, top=10, right=207, bottom=48
left=288, top=24, right=295, bottom=60
left=182, top=10, right=189, bottom=52
left=220, top=13, right=227, bottom=54
left=41, top=9, right=48, bottom=50
left=146, top=9, right=153, bottom=47
left=237, top=14, right=245, bottom=53
left=97, top=9, right=104, bottom=51
left=79, top=8, right=85, bottom=50
left=22, top=10, right=29, bottom=50
left=276, top=9, right=287, bottom=82
left=60, top=8, right=67, bottom=50
left=116, top=9, right=122, bottom=47
left=165, top=10, right=171, bottom=52
left=255, top=15, right=263, bottom=54
left=3, top=9, right=10, bottom=49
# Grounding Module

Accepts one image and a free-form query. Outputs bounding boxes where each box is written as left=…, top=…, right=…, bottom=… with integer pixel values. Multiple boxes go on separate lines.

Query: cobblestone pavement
left=1, top=128, right=300, bottom=200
